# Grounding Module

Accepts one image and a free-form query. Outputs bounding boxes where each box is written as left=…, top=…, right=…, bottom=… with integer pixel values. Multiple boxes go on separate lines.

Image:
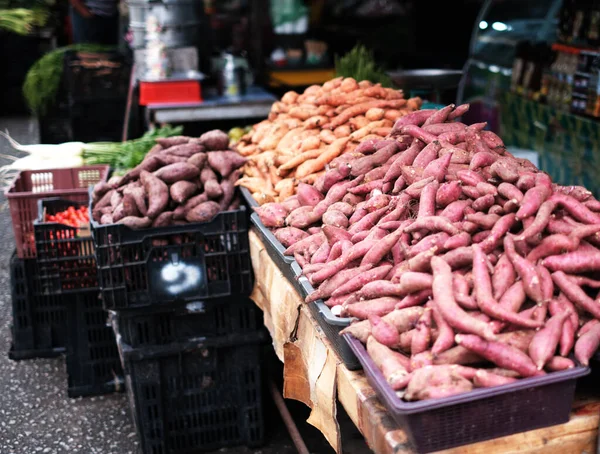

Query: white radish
left=0, top=131, right=84, bottom=160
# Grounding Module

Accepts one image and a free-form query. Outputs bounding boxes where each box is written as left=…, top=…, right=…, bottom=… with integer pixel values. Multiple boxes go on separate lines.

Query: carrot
left=295, top=137, right=349, bottom=178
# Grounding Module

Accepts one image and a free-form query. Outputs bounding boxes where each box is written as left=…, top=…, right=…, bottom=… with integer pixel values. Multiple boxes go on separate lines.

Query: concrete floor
left=0, top=117, right=372, bottom=454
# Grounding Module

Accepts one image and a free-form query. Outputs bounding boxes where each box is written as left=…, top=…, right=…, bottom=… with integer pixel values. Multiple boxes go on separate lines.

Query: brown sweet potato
left=156, top=136, right=190, bottom=147
left=188, top=152, right=207, bottom=169
left=170, top=181, right=197, bottom=204
left=152, top=211, right=173, bottom=227
left=185, top=201, right=221, bottom=223
left=117, top=216, right=152, bottom=229
left=207, top=151, right=247, bottom=177
left=198, top=130, right=229, bottom=151
left=154, top=162, right=199, bottom=183
left=140, top=170, right=169, bottom=219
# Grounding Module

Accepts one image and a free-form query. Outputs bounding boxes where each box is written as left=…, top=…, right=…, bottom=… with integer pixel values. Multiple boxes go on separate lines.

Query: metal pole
left=267, top=378, right=311, bottom=454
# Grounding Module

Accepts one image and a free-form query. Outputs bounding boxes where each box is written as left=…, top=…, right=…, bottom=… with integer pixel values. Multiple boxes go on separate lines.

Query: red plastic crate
left=6, top=166, right=109, bottom=258
left=139, top=79, right=202, bottom=105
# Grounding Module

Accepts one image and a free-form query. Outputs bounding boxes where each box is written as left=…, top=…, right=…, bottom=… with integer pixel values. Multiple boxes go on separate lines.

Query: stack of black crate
left=32, top=198, right=123, bottom=397
left=39, top=50, right=130, bottom=144
left=91, top=202, right=265, bottom=453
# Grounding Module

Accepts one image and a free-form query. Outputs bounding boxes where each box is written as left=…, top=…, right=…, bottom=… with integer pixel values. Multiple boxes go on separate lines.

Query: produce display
left=91, top=130, right=245, bottom=228
left=255, top=103, right=600, bottom=401
left=45, top=205, right=89, bottom=228
left=234, top=77, right=422, bottom=204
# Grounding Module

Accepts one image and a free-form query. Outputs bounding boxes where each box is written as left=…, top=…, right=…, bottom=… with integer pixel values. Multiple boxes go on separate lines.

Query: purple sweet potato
left=154, top=162, right=199, bottom=183
left=198, top=130, right=229, bottom=150
left=185, top=201, right=221, bottom=223
left=174, top=193, right=209, bottom=220
left=170, top=180, right=198, bottom=204
left=140, top=170, right=169, bottom=219
left=207, top=151, right=247, bottom=177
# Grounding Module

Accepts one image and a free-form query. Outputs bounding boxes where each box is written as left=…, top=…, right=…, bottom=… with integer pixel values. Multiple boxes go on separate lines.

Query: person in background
left=69, top=0, right=119, bottom=45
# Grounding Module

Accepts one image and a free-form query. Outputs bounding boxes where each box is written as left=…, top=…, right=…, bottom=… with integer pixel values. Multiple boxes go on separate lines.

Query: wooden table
left=248, top=229, right=600, bottom=454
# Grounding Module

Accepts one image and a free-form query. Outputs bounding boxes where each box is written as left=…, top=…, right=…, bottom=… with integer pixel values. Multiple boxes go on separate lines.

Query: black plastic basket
left=345, top=334, right=590, bottom=453
left=91, top=202, right=253, bottom=311
left=65, top=289, right=123, bottom=398
left=8, top=252, right=67, bottom=360
left=63, top=50, right=131, bottom=102
left=120, top=336, right=264, bottom=454
left=34, top=198, right=98, bottom=294
left=111, top=296, right=262, bottom=349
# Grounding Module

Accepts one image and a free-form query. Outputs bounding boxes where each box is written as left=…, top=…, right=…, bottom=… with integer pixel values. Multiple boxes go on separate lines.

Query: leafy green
left=335, top=44, right=392, bottom=87
left=22, top=44, right=113, bottom=115
left=82, top=125, right=184, bottom=172
left=0, top=7, right=48, bottom=35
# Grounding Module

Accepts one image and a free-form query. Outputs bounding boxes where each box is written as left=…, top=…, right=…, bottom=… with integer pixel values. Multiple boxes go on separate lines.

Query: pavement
left=0, top=117, right=372, bottom=454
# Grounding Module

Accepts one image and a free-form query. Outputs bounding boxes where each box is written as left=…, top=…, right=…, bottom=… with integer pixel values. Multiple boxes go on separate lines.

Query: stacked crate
left=33, top=198, right=123, bottom=398
left=92, top=203, right=265, bottom=453
left=7, top=166, right=110, bottom=370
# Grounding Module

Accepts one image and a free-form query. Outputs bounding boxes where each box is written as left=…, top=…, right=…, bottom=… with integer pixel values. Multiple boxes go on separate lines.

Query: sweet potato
left=117, top=215, right=152, bottom=229
left=151, top=211, right=173, bottom=227
left=369, top=315, right=401, bottom=348
left=552, top=271, right=600, bottom=319
left=170, top=180, right=197, bottom=204
left=331, top=264, right=393, bottom=298
left=187, top=152, right=207, bottom=169
left=542, top=247, right=600, bottom=273
left=435, top=181, right=462, bottom=207
left=431, top=306, right=454, bottom=356
left=490, top=157, right=519, bottom=183
left=455, top=334, right=539, bottom=377
left=198, top=130, right=229, bottom=150
left=431, top=256, right=496, bottom=340
left=185, top=201, right=221, bottom=223
left=274, top=227, right=309, bottom=248
left=314, top=164, right=351, bottom=193
left=207, top=151, right=247, bottom=177
left=411, top=308, right=433, bottom=355
left=529, top=310, right=570, bottom=370
left=492, top=254, right=516, bottom=300
left=473, top=370, right=517, bottom=387
left=122, top=186, right=147, bottom=217
left=344, top=297, right=402, bottom=319
left=154, top=162, right=199, bottom=183
left=286, top=206, right=319, bottom=229
left=140, top=170, right=169, bottom=219
left=472, top=244, right=542, bottom=329
left=409, top=233, right=450, bottom=258
left=545, top=356, right=575, bottom=371
left=366, top=336, right=411, bottom=390
left=120, top=155, right=165, bottom=184
left=405, top=216, right=461, bottom=236
left=254, top=203, right=288, bottom=228
left=350, top=143, right=398, bottom=177
left=504, top=236, right=543, bottom=304
left=405, top=366, right=473, bottom=401
left=384, top=140, right=424, bottom=182
left=574, top=323, right=600, bottom=366
left=423, top=153, right=452, bottom=182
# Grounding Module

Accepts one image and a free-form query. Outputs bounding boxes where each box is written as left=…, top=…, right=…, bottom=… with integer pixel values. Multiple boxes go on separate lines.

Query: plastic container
left=65, top=289, right=123, bottom=398
left=8, top=252, right=67, bottom=360
left=34, top=198, right=98, bottom=294
left=139, top=78, right=202, bottom=105
left=91, top=203, right=253, bottom=311
left=5, top=165, right=110, bottom=259
left=111, top=296, right=261, bottom=348
left=63, top=50, right=131, bottom=102
left=345, top=334, right=590, bottom=453
left=120, top=336, right=264, bottom=454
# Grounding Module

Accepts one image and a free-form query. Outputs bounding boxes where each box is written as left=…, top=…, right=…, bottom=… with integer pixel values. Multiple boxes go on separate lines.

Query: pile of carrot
left=234, top=77, right=422, bottom=204
left=91, top=130, right=245, bottom=228
left=254, top=103, right=600, bottom=401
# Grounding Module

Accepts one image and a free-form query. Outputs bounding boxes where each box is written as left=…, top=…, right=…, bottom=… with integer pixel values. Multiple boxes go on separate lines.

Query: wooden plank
left=248, top=229, right=600, bottom=454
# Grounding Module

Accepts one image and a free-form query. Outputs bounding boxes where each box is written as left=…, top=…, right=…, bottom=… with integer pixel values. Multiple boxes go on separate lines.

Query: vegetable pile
left=46, top=205, right=89, bottom=228
left=255, top=103, right=600, bottom=401
left=91, top=130, right=245, bottom=229
left=235, top=76, right=422, bottom=204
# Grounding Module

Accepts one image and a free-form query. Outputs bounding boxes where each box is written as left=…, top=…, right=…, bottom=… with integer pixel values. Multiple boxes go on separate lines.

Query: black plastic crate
left=91, top=204, right=253, bottom=311
left=34, top=198, right=98, bottom=294
left=121, top=338, right=264, bottom=454
left=8, top=252, right=67, bottom=360
left=65, top=290, right=124, bottom=398
left=63, top=50, right=131, bottom=103
left=112, top=296, right=261, bottom=349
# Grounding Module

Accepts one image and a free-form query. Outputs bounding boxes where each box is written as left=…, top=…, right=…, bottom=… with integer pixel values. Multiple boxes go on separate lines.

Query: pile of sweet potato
left=234, top=77, right=422, bottom=204
left=91, top=130, right=245, bottom=229
left=255, top=104, right=600, bottom=401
